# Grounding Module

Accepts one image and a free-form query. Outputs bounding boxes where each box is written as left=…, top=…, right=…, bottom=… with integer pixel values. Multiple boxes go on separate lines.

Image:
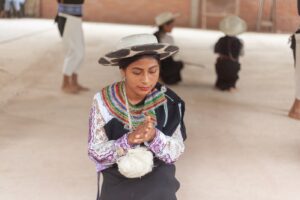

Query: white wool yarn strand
left=118, top=81, right=154, bottom=178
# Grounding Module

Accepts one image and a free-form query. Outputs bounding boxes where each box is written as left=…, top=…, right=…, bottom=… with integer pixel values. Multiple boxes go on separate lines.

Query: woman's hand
left=127, top=125, right=145, bottom=145
left=127, top=116, right=156, bottom=145
left=143, top=116, right=156, bottom=142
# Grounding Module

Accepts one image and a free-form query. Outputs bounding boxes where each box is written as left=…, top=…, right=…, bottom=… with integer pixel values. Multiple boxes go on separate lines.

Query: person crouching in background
left=214, top=15, right=247, bottom=92
left=154, top=12, right=184, bottom=85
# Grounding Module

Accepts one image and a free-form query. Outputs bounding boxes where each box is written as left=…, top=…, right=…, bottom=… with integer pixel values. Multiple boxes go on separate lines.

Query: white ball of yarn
left=117, top=146, right=154, bottom=178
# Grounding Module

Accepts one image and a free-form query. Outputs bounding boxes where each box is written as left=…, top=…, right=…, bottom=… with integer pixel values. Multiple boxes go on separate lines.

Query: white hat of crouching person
left=219, top=15, right=247, bottom=36
left=155, top=12, right=180, bottom=26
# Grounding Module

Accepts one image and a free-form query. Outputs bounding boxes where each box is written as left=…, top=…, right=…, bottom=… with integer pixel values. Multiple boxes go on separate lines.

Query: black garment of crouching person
left=291, top=1, right=300, bottom=64
left=290, top=29, right=300, bottom=64
left=55, top=0, right=84, bottom=37
left=154, top=31, right=184, bottom=85
left=98, top=83, right=186, bottom=200
left=298, top=0, right=300, bottom=16
left=214, top=36, right=243, bottom=91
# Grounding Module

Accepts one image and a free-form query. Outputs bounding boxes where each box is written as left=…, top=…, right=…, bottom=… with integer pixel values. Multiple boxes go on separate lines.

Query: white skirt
left=58, top=13, right=85, bottom=76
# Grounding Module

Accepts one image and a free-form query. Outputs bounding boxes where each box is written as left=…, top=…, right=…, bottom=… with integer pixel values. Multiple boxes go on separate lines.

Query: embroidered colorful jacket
left=88, top=82, right=186, bottom=172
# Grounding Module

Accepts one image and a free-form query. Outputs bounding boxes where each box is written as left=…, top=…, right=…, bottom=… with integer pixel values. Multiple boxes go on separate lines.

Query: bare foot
left=62, top=84, right=79, bottom=94
left=75, top=84, right=90, bottom=91
left=229, top=87, right=237, bottom=92
left=288, top=111, right=300, bottom=120
left=71, top=73, right=89, bottom=91
left=288, top=99, right=300, bottom=120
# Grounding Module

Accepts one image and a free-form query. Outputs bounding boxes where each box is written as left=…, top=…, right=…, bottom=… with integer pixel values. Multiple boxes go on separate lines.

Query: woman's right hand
left=127, top=126, right=145, bottom=145
left=127, top=116, right=155, bottom=145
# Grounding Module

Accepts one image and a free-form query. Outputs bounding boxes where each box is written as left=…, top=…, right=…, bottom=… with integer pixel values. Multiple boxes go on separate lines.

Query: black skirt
left=160, top=57, right=183, bottom=85
left=215, top=58, right=240, bottom=90
left=99, top=160, right=180, bottom=200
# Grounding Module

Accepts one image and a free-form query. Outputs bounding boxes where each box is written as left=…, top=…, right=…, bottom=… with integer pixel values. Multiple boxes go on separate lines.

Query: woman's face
left=163, top=21, right=174, bottom=33
left=121, top=57, right=160, bottom=99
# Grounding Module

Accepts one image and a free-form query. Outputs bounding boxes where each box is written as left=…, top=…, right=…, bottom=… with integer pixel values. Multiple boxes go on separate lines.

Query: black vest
left=103, top=84, right=187, bottom=142
left=57, top=0, right=84, bottom=4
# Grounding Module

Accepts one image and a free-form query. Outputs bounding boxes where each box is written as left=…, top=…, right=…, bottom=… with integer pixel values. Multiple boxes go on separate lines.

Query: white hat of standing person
left=155, top=12, right=180, bottom=26
left=219, top=15, right=247, bottom=36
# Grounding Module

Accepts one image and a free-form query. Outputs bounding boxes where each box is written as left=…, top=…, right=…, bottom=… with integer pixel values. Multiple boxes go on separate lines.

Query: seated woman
left=214, top=15, right=247, bottom=92
left=154, top=12, right=184, bottom=85
left=89, top=34, right=187, bottom=200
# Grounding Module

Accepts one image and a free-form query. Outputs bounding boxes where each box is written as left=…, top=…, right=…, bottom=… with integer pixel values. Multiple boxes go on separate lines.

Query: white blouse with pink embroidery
left=88, top=93, right=185, bottom=172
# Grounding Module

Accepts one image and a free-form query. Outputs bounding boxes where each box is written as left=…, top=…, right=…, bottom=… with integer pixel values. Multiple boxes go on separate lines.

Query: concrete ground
left=1, top=19, right=300, bottom=200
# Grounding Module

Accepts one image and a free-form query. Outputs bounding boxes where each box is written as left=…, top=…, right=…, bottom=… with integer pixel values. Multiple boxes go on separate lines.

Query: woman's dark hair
left=158, top=26, right=164, bottom=33
left=118, top=54, right=160, bottom=70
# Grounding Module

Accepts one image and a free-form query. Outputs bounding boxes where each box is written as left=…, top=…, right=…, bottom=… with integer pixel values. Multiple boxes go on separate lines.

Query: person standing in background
left=19, top=0, right=25, bottom=17
left=154, top=12, right=184, bottom=85
left=4, top=0, right=21, bottom=18
left=55, top=0, right=89, bottom=94
left=288, top=0, right=300, bottom=120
